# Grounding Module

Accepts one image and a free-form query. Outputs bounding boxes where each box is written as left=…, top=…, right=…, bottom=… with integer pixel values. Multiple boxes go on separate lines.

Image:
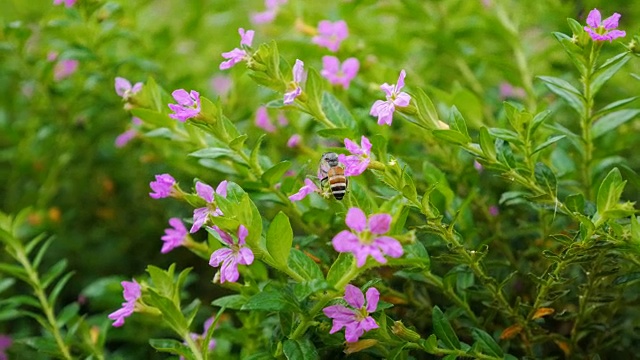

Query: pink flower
left=499, top=82, right=526, bottom=100
left=210, top=75, right=232, bottom=98
left=47, top=51, right=58, bottom=62
left=332, top=207, right=403, bottom=267
left=168, top=89, right=201, bottom=122
left=161, top=218, right=188, bottom=253
left=289, top=179, right=319, bottom=201
left=108, top=280, right=141, bottom=327
left=115, top=129, right=137, bottom=148
left=191, top=180, right=228, bottom=233
left=338, top=136, right=371, bottom=177
left=115, top=77, right=143, bottom=100
left=53, top=59, right=79, bottom=81
left=283, top=59, right=305, bottom=105
left=53, top=0, right=76, bottom=7
left=149, top=174, right=176, bottom=199
left=208, top=225, right=254, bottom=283
left=251, top=0, right=287, bottom=24
left=369, top=70, right=411, bottom=126
left=584, top=9, right=626, bottom=42
left=0, top=335, right=12, bottom=360
left=255, top=106, right=276, bottom=133
left=312, top=20, right=348, bottom=52
left=220, top=28, right=255, bottom=70
left=277, top=112, right=288, bottom=126
left=489, top=205, right=499, bottom=217
left=287, top=134, right=301, bottom=148
left=473, top=160, right=483, bottom=173
left=323, top=284, right=379, bottom=342
left=180, top=317, right=216, bottom=360
left=321, top=56, right=359, bottom=89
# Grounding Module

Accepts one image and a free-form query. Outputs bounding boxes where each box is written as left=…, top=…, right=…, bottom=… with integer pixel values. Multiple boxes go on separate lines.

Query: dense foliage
left=1, top=0, right=640, bottom=359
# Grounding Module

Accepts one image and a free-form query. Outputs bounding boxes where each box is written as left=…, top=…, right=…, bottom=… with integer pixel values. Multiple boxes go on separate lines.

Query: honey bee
left=319, top=152, right=348, bottom=200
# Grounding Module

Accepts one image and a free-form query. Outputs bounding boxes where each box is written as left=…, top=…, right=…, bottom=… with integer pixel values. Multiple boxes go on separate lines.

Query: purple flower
left=277, top=112, right=288, bottom=126
left=251, top=0, right=287, bottom=24
left=289, top=179, right=319, bottom=201
left=191, top=180, right=228, bottom=233
left=499, top=82, right=526, bottom=100
left=369, top=70, right=411, bottom=126
left=210, top=75, right=232, bottom=98
left=115, top=77, right=143, bottom=100
left=161, top=218, right=188, bottom=253
left=338, top=136, right=371, bottom=177
left=584, top=9, right=626, bottom=42
left=108, top=280, right=141, bottom=327
left=321, top=56, right=359, bottom=89
left=180, top=317, right=217, bottom=360
left=323, top=284, right=379, bottom=343
left=209, top=225, right=254, bottom=283
left=53, top=59, right=79, bottom=81
left=0, top=335, right=12, bottom=360
left=312, top=20, right=348, bottom=52
left=149, top=174, right=176, bottom=199
left=283, top=59, right=305, bottom=105
left=168, top=89, right=201, bottom=122
left=489, top=205, right=499, bottom=217
left=115, top=129, right=137, bottom=148
left=332, top=207, right=403, bottom=267
left=473, top=160, right=483, bottom=173
left=220, top=28, right=255, bottom=70
left=287, top=134, right=301, bottom=148
left=255, top=106, right=276, bottom=133
left=53, top=0, right=76, bottom=7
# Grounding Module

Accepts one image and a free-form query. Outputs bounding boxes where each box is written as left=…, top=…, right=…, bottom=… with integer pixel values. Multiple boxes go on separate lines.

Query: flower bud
left=344, top=339, right=378, bottom=354
left=391, top=321, right=422, bottom=342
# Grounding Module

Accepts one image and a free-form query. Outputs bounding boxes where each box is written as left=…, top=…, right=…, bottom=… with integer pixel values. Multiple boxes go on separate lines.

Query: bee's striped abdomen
left=328, top=167, right=347, bottom=200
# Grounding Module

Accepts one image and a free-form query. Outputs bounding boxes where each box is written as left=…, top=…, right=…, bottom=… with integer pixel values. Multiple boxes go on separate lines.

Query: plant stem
left=183, top=330, right=204, bottom=360
left=580, top=42, right=598, bottom=201
left=421, top=270, right=479, bottom=325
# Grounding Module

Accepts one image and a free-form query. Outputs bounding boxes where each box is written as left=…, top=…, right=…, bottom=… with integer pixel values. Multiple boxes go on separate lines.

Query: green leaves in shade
left=262, top=161, right=291, bottom=187
left=432, top=306, right=460, bottom=350
left=538, top=76, right=585, bottom=117
left=593, top=167, right=636, bottom=227
left=283, top=339, right=319, bottom=360
left=321, top=92, right=357, bottom=131
left=266, top=212, right=293, bottom=269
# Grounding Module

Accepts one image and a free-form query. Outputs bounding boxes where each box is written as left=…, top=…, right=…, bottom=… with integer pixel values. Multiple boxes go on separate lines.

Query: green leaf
left=283, top=339, right=319, bottom=360
left=211, top=295, right=246, bottom=310
left=250, top=134, right=266, bottom=173
left=33, top=235, right=54, bottom=269
left=413, top=88, right=440, bottom=128
left=566, top=18, right=584, bottom=37
left=432, top=306, right=460, bottom=349
left=553, top=31, right=587, bottom=76
left=287, top=249, right=323, bottom=281
left=242, top=289, right=299, bottom=312
left=228, top=134, right=248, bottom=152
left=47, top=271, right=74, bottom=307
left=131, top=108, right=172, bottom=128
left=41, top=259, right=68, bottom=290
left=326, top=253, right=353, bottom=288
left=529, top=110, right=552, bottom=137
left=266, top=212, right=293, bottom=269
left=316, top=127, right=355, bottom=140
left=479, top=127, right=496, bottom=160
left=532, top=135, right=566, bottom=155
left=147, top=289, right=189, bottom=334
left=321, top=92, right=357, bottom=131
left=448, top=106, right=469, bottom=137
left=432, top=129, right=470, bottom=145
left=538, top=76, right=585, bottom=116
left=534, top=162, right=557, bottom=194
left=595, top=97, right=639, bottom=117
left=471, top=328, right=503, bottom=357
left=596, top=167, right=624, bottom=213
left=591, top=53, right=630, bottom=96
left=592, top=109, right=640, bottom=139
left=189, top=147, right=244, bottom=163
left=262, top=161, right=291, bottom=187
left=149, top=339, right=192, bottom=359
left=147, top=265, right=175, bottom=298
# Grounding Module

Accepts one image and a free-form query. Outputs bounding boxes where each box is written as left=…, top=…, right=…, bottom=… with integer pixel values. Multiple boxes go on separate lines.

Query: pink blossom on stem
left=115, top=129, right=137, bottom=148
left=161, top=218, right=188, bottom=253
left=0, top=335, right=12, bottom=360
left=312, top=20, right=348, bottom=52
left=108, top=280, right=141, bottom=327
left=321, top=56, right=359, bottom=89
left=332, top=207, right=403, bottom=267
left=370, top=70, right=411, bottom=126
left=289, top=178, right=319, bottom=201
left=251, top=0, right=287, bottom=24
left=115, top=77, right=143, bottom=100
left=53, top=59, right=79, bottom=81
left=283, top=59, right=305, bottom=105
left=220, top=28, right=255, bottom=70
left=191, top=180, right=228, bottom=233
left=255, top=106, right=276, bottom=133
left=338, top=136, right=371, bottom=177
left=208, top=225, right=254, bottom=283
left=499, top=82, right=526, bottom=100
left=210, top=75, right=232, bottom=98
left=180, top=317, right=216, bottom=360
left=149, top=174, right=176, bottom=199
left=584, top=8, right=626, bottom=42
left=53, top=0, right=76, bottom=7
left=323, top=284, right=379, bottom=342
left=287, top=134, right=301, bottom=148
left=168, top=89, right=201, bottom=122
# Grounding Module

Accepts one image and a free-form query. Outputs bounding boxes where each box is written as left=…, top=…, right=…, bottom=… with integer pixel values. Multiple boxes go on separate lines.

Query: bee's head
left=321, top=152, right=340, bottom=167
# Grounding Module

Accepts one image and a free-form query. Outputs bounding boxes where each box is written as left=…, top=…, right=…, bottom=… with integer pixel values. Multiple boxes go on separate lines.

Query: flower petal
left=209, top=248, right=233, bottom=267
left=344, top=138, right=361, bottom=155
left=602, top=12, right=621, bottom=30
left=344, top=284, right=365, bottom=308
left=396, top=69, right=407, bottom=91
left=374, top=236, right=404, bottom=258
left=360, top=136, right=372, bottom=155
left=332, top=230, right=361, bottom=252
left=196, top=181, right=215, bottom=202
left=368, top=213, right=391, bottom=234
left=586, top=8, right=601, bottom=28
left=365, top=287, right=380, bottom=312
left=237, top=247, right=254, bottom=265
left=393, top=92, right=411, bottom=107
left=345, top=207, right=367, bottom=232
left=237, top=224, right=249, bottom=244
left=216, top=180, right=228, bottom=198
left=115, top=77, right=131, bottom=96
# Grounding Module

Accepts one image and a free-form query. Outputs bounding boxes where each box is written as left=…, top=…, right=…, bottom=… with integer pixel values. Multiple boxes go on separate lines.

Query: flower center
left=359, top=229, right=373, bottom=244
left=355, top=306, right=369, bottom=322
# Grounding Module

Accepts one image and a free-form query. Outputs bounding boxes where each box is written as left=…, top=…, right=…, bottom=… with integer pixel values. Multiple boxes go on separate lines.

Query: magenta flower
left=210, top=75, right=232, bottom=98
left=115, top=129, right=137, bottom=148
left=161, top=218, right=188, bottom=253
left=168, top=89, right=201, bottom=122
left=0, top=335, right=12, bottom=360
left=209, top=225, right=254, bottom=283
left=53, top=59, right=79, bottom=81
left=277, top=112, right=288, bottom=126
left=473, top=160, right=484, bottom=173
left=108, top=279, right=141, bottom=327
left=312, top=20, right=348, bottom=52
left=323, top=284, right=379, bottom=343
left=191, top=180, right=228, bottom=233
left=338, top=136, right=371, bottom=177
left=287, top=134, right=301, bottom=148
left=332, top=207, right=403, bottom=267
left=584, top=9, right=626, bottom=42
left=53, top=0, right=76, bottom=7
left=321, top=56, right=359, bottom=89
left=115, top=77, right=142, bottom=100
left=220, top=28, right=255, bottom=70
left=289, top=179, right=320, bottom=201
left=283, top=59, right=305, bottom=105
left=489, top=205, right=499, bottom=217
left=180, top=317, right=216, bottom=360
left=251, top=0, right=287, bottom=24
left=499, top=82, right=526, bottom=100
left=255, top=106, right=276, bottom=133
left=370, top=70, right=411, bottom=126
left=149, top=174, right=176, bottom=199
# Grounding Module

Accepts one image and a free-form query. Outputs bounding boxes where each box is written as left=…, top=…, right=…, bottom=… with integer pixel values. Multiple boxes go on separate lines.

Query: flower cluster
left=108, top=280, right=141, bottom=327
left=209, top=225, right=254, bottom=283
left=323, top=285, right=380, bottom=342
left=370, top=70, right=411, bottom=126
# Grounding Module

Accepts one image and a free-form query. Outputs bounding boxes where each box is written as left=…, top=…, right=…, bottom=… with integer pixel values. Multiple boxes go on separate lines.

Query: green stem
left=183, top=330, right=204, bottom=360
left=421, top=270, right=479, bottom=325
left=580, top=42, right=599, bottom=201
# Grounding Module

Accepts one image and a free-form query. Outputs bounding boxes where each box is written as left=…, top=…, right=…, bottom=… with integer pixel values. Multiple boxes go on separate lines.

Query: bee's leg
left=320, top=176, right=328, bottom=187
